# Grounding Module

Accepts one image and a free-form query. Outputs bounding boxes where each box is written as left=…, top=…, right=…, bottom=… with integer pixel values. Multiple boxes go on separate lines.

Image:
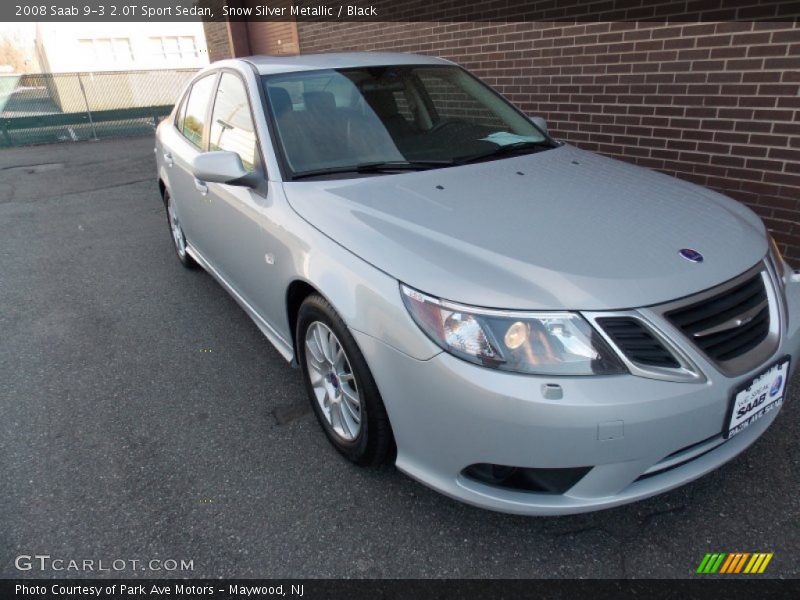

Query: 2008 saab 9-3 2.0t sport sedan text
left=155, top=52, right=800, bottom=515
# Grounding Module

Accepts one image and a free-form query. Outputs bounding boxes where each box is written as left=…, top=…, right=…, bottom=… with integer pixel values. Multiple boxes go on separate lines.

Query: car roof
left=237, top=52, right=454, bottom=75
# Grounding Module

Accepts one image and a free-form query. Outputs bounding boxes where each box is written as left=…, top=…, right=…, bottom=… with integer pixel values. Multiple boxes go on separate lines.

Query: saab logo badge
left=770, top=375, right=783, bottom=397
left=696, top=552, right=773, bottom=574
left=679, top=248, right=704, bottom=263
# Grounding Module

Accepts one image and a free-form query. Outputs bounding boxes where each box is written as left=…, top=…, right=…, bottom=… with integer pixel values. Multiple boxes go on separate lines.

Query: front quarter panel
left=268, top=183, right=440, bottom=362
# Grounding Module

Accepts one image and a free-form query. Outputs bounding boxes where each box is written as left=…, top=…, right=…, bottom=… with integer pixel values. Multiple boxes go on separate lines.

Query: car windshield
left=262, top=65, right=551, bottom=178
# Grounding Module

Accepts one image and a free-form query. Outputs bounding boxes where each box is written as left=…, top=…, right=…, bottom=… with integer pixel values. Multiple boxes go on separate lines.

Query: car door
left=165, top=72, right=219, bottom=258
left=201, top=70, right=275, bottom=316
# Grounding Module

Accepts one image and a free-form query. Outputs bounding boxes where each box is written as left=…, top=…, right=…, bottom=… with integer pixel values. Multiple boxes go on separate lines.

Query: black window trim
left=173, top=89, right=187, bottom=132
left=245, top=61, right=291, bottom=182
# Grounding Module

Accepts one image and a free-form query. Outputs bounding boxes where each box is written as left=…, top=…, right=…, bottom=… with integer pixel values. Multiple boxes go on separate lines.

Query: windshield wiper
left=291, top=160, right=455, bottom=180
left=455, top=141, right=552, bottom=165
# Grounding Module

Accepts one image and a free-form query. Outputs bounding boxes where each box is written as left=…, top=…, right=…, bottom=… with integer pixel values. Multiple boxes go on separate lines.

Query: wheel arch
left=281, top=244, right=439, bottom=365
left=158, top=178, right=167, bottom=206
left=286, top=279, right=320, bottom=361
left=288, top=277, right=398, bottom=465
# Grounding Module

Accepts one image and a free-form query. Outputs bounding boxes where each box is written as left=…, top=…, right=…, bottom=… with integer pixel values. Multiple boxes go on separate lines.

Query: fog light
left=463, top=463, right=592, bottom=494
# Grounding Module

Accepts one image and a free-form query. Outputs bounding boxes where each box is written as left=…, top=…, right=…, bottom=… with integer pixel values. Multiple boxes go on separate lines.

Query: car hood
left=282, top=145, right=767, bottom=310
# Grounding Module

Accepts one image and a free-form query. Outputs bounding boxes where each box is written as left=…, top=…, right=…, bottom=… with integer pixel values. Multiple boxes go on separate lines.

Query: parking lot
left=1, top=137, right=799, bottom=578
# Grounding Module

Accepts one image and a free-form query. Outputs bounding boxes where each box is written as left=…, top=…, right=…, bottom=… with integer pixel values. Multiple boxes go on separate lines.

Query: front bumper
left=353, top=275, right=800, bottom=515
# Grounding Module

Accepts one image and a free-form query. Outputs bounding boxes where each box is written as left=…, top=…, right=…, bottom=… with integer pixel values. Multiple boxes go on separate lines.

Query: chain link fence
left=0, top=69, right=198, bottom=148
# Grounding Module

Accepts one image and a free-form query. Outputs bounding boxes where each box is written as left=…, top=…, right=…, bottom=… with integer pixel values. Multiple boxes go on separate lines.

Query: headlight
left=401, top=285, right=626, bottom=376
left=768, top=235, right=787, bottom=287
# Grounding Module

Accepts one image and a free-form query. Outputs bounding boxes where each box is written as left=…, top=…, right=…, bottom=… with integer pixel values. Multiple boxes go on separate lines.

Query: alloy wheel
left=304, top=321, right=363, bottom=441
left=167, top=199, right=187, bottom=259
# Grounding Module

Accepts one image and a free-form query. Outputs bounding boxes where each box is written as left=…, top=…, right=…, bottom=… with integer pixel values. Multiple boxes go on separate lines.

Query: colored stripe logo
left=697, top=552, right=773, bottom=574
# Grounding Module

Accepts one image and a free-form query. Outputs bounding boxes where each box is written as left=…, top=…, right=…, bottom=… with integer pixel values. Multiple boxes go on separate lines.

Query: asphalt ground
left=1, top=137, right=798, bottom=579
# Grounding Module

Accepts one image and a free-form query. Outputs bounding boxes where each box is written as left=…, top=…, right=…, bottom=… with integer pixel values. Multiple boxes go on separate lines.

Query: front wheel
left=297, top=294, right=393, bottom=466
left=164, top=190, right=197, bottom=269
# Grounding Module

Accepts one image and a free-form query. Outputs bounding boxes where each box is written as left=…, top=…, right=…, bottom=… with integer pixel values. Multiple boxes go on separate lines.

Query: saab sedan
left=155, top=52, right=800, bottom=514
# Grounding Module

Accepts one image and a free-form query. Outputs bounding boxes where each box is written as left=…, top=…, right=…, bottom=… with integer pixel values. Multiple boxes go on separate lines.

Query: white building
left=35, top=22, right=209, bottom=73
left=31, top=23, right=208, bottom=113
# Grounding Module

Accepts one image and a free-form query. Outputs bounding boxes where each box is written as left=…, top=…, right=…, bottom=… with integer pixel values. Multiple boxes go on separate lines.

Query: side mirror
left=530, top=116, right=548, bottom=135
left=191, top=151, right=259, bottom=188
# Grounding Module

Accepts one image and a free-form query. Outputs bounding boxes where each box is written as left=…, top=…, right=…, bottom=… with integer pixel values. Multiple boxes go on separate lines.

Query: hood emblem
left=679, top=248, right=704, bottom=263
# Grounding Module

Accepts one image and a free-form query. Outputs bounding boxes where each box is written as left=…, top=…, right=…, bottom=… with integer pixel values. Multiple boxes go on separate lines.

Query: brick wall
left=297, top=20, right=800, bottom=267
left=243, top=1, right=300, bottom=55
left=203, top=21, right=234, bottom=62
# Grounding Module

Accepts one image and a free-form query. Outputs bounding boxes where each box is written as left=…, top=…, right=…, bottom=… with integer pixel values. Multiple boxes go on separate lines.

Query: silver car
left=155, top=52, right=800, bottom=515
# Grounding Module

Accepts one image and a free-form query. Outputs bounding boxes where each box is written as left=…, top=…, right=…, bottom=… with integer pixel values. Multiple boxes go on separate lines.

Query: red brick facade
left=297, top=20, right=800, bottom=267
left=203, top=13, right=800, bottom=267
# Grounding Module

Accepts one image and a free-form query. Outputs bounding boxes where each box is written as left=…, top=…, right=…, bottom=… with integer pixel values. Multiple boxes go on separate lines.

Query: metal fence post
left=77, top=72, right=98, bottom=141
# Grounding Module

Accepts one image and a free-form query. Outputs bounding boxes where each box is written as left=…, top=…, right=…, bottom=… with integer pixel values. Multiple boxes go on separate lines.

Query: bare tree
left=0, top=33, right=34, bottom=73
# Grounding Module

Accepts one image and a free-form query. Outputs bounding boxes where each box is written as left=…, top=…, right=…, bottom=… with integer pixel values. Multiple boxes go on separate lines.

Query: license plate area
left=725, top=356, right=790, bottom=440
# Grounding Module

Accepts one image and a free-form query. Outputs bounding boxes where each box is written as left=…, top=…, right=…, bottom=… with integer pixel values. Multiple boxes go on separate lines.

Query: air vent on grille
left=666, top=274, right=769, bottom=363
left=597, top=318, right=680, bottom=368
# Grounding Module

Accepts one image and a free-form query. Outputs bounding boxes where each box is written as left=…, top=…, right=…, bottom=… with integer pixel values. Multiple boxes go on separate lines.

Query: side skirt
left=186, top=244, right=295, bottom=363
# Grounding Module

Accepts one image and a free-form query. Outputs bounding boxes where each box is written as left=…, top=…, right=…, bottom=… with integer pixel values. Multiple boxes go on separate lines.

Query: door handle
left=163, top=152, right=174, bottom=167
left=194, top=179, right=208, bottom=195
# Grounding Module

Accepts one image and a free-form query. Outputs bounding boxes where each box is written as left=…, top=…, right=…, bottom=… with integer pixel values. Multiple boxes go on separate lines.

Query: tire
left=164, top=190, right=197, bottom=269
left=297, top=294, right=394, bottom=467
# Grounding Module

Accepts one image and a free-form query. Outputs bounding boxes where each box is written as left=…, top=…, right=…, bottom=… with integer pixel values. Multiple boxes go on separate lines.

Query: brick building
left=203, top=5, right=800, bottom=267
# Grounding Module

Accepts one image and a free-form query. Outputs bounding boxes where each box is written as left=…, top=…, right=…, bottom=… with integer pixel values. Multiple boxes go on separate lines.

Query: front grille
left=666, top=273, right=770, bottom=363
left=597, top=317, right=680, bottom=368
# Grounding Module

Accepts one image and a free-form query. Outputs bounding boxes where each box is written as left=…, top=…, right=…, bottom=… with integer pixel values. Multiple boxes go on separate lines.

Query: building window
left=78, top=37, right=134, bottom=64
left=149, top=36, right=199, bottom=60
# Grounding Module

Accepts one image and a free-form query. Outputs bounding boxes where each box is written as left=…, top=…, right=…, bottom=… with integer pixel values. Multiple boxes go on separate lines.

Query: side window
left=209, top=72, right=257, bottom=172
left=181, top=74, right=216, bottom=148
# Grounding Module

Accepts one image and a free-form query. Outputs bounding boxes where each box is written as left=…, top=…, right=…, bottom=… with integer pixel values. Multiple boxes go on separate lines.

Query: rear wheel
left=297, top=294, right=393, bottom=466
left=165, top=190, right=197, bottom=269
